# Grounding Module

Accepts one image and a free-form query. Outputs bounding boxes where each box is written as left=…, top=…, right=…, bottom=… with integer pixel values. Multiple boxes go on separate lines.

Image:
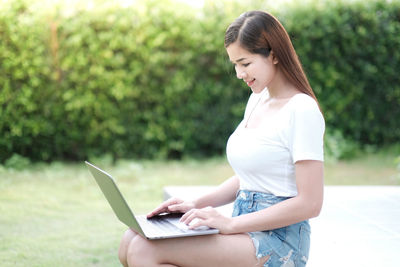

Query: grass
left=0, top=152, right=399, bottom=267
left=324, top=153, right=400, bottom=185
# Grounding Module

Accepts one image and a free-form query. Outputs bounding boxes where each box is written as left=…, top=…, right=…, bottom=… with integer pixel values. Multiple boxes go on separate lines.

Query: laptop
left=85, top=161, right=219, bottom=239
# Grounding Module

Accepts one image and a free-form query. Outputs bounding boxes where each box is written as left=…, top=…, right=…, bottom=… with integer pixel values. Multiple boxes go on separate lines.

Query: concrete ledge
left=164, top=185, right=219, bottom=201
left=164, top=185, right=400, bottom=267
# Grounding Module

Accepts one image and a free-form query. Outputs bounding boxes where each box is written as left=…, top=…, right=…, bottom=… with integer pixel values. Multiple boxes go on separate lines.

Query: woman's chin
left=250, top=87, right=265, bottom=94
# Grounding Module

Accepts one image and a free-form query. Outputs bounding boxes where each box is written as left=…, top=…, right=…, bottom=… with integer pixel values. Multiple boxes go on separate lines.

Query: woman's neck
left=266, top=70, right=300, bottom=99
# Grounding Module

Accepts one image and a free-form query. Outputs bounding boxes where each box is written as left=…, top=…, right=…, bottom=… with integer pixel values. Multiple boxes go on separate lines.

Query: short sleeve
left=287, top=95, right=325, bottom=163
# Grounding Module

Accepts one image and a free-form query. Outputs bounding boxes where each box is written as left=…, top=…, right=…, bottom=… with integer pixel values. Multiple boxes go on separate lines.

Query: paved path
left=164, top=185, right=400, bottom=267
left=308, top=186, right=400, bottom=267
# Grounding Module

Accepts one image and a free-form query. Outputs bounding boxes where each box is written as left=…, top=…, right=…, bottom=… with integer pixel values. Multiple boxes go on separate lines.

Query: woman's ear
left=270, top=50, right=279, bottom=64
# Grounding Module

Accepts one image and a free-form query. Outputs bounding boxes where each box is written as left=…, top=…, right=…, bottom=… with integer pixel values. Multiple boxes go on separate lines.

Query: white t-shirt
left=226, top=89, right=325, bottom=197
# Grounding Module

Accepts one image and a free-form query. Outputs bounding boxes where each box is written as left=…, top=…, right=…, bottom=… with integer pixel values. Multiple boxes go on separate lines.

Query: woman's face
left=226, top=41, right=277, bottom=94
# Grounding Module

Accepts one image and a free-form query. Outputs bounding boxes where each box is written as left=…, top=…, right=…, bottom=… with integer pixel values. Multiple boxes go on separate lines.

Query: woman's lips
left=246, top=79, right=255, bottom=87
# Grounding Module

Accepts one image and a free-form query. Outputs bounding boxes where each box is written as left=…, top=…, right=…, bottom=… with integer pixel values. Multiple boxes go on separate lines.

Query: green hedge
left=1, top=0, right=399, bottom=163
left=284, top=0, right=400, bottom=145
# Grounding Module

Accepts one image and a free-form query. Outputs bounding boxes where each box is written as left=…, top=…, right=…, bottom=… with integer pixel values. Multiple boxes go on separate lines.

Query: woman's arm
left=193, top=175, right=240, bottom=208
left=228, top=160, right=323, bottom=233
left=182, top=160, right=323, bottom=233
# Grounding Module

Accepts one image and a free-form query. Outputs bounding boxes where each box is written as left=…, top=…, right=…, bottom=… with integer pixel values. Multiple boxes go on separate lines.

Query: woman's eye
left=232, top=63, right=250, bottom=68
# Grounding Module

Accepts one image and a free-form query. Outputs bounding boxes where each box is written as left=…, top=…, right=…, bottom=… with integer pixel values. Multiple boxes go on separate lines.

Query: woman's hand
left=180, top=206, right=235, bottom=235
left=146, top=197, right=196, bottom=218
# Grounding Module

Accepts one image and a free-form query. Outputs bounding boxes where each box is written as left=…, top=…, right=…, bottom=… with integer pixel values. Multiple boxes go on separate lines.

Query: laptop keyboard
left=136, top=215, right=184, bottom=235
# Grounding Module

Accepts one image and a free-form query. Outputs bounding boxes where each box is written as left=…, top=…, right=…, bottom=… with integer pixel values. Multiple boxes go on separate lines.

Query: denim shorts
left=232, top=190, right=310, bottom=267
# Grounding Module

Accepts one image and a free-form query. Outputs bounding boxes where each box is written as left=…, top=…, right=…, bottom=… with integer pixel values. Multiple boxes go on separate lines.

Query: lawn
left=0, top=153, right=399, bottom=267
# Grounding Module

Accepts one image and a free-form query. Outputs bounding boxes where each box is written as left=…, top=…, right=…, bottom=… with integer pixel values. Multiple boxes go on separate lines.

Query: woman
left=118, top=10, right=324, bottom=267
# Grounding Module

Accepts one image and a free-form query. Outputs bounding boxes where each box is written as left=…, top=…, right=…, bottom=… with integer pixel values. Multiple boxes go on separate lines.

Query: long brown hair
left=225, top=11, right=320, bottom=108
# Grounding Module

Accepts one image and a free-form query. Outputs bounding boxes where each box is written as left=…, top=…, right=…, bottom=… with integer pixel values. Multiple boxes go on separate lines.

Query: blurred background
left=0, top=0, right=399, bottom=266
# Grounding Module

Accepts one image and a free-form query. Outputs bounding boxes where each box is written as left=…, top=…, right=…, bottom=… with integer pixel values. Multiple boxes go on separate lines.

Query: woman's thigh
left=127, top=232, right=266, bottom=267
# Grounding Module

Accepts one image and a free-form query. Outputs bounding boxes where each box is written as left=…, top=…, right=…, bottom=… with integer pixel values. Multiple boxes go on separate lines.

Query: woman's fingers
left=167, top=203, right=186, bottom=212
left=180, top=207, right=212, bottom=225
left=179, top=208, right=195, bottom=222
left=179, top=207, right=234, bottom=233
left=146, top=197, right=183, bottom=218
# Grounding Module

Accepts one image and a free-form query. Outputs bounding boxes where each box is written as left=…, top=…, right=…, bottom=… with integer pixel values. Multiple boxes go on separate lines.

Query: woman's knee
left=118, top=229, right=138, bottom=266
left=126, top=235, right=157, bottom=267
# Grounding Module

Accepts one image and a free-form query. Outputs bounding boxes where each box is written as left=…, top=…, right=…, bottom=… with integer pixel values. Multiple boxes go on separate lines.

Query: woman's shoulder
left=290, top=93, right=318, bottom=104
left=284, top=93, right=324, bottom=125
left=287, top=93, right=320, bottom=113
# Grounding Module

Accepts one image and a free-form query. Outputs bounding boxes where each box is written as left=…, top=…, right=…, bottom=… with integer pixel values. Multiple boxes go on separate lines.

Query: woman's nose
left=235, top=67, right=246, bottom=79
